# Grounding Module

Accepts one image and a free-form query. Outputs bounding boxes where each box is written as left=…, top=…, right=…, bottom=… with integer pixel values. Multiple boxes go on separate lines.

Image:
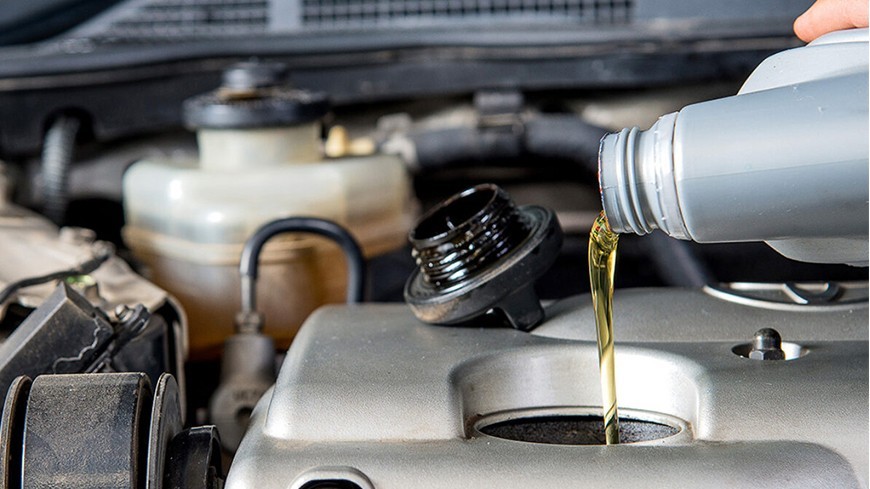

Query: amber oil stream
left=588, top=211, right=620, bottom=445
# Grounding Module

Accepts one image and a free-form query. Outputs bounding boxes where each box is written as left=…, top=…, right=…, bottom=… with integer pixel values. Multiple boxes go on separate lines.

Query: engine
left=0, top=3, right=866, bottom=488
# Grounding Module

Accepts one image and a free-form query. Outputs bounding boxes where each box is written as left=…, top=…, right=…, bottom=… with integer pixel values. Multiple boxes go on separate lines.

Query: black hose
left=238, top=217, right=366, bottom=317
left=405, top=114, right=608, bottom=174
left=410, top=126, right=522, bottom=171
left=41, top=115, right=80, bottom=225
left=523, top=115, right=608, bottom=174
left=645, top=232, right=716, bottom=288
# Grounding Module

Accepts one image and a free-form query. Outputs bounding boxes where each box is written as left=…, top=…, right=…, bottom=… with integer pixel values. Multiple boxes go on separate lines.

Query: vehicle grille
left=78, top=0, right=269, bottom=41
left=301, top=0, right=633, bottom=28
left=69, top=0, right=632, bottom=42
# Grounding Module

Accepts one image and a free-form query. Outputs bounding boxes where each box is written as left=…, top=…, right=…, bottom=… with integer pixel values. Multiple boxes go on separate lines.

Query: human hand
left=793, top=0, right=869, bottom=42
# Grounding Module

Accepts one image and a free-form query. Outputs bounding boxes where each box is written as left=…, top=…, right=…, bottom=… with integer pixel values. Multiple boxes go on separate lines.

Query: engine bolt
left=748, top=328, right=786, bottom=361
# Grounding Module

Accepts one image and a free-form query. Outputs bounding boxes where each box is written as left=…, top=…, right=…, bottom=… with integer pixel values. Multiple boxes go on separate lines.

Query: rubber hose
left=407, top=115, right=607, bottom=173
left=238, top=217, right=366, bottom=315
left=523, top=115, right=608, bottom=174
left=645, top=232, right=716, bottom=287
left=410, top=126, right=522, bottom=171
left=41, top=115, right=80, bottom=225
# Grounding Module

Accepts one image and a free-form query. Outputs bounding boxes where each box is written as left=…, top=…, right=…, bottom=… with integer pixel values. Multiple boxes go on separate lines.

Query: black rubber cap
left=183, top=88, right=329, bottom=129
left=183, top=60, right=329, bottom=129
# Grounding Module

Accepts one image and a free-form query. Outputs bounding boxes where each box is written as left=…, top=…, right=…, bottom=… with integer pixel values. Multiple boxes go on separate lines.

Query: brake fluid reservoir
left=599, top=28, right=869, bottom=266
left=122, top=62, right=414, bottom=357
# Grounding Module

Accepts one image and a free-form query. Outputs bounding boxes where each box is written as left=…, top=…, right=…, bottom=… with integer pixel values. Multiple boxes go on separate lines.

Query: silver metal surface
left=228, top=287, right=869, bottom=488
left=704, top=280, right=868, bottom=311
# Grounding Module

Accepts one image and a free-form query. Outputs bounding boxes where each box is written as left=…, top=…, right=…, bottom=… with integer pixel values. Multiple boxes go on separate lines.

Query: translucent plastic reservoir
left=123, top=126, right=414, bottom=357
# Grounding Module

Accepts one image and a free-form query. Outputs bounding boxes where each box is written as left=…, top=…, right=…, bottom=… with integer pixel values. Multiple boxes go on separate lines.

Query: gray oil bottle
left=598, top=29, right=869, bottom=266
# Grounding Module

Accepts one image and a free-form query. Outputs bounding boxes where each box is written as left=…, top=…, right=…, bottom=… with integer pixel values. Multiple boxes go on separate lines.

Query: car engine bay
left=0, top=1, right=867, bottom=488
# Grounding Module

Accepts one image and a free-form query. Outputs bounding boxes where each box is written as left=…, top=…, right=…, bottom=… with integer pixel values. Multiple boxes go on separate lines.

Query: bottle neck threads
left=598, top=112, right=690, bottom=240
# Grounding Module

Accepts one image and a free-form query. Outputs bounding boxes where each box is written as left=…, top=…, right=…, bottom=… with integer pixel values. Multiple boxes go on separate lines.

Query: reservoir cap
left=183, top=60, right=329, bottom=129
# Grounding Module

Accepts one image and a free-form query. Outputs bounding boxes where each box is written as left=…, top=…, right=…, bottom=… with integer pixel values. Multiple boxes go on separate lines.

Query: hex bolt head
left=748, top=328, right=786, bottom=360
left=114, top=304, right=132, bottom=322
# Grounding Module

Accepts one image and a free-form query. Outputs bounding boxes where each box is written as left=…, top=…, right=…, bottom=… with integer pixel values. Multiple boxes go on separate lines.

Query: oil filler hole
left=479, top=415, right=680, bottom=445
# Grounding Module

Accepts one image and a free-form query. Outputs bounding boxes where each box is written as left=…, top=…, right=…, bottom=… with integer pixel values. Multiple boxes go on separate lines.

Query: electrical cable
left=0, top=245, right=113, bottom=306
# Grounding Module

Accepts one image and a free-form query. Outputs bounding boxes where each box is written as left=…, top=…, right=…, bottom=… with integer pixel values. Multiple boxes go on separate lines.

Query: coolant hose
left=523, top=115, right=606, bottom=174
left=238, top=217, right=366, bottom=319
left=41, top=115, right=80, bottom=225
left=405, top=114, right=607, bottom=174
left=645, top=232, right=716, bottom=288
left=410, top=126, right=522, bottom=170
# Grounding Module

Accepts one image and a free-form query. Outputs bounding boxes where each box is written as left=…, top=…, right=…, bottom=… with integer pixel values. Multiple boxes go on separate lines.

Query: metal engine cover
left=227, top=287, right=868, bottom=489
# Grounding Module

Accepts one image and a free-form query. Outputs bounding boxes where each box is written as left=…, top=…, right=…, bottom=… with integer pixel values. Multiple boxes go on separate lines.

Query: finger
left=794, top=0, right=869, bottom=42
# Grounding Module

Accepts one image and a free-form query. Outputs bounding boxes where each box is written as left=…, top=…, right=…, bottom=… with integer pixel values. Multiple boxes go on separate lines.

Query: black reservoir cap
left=183, top=60, right=329, bottom=130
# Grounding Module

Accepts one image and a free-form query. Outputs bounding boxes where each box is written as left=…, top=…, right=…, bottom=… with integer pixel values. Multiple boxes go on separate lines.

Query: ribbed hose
left=238, top=217, right=366, bottom=321
left=41, top=115, right=80, bottom=225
